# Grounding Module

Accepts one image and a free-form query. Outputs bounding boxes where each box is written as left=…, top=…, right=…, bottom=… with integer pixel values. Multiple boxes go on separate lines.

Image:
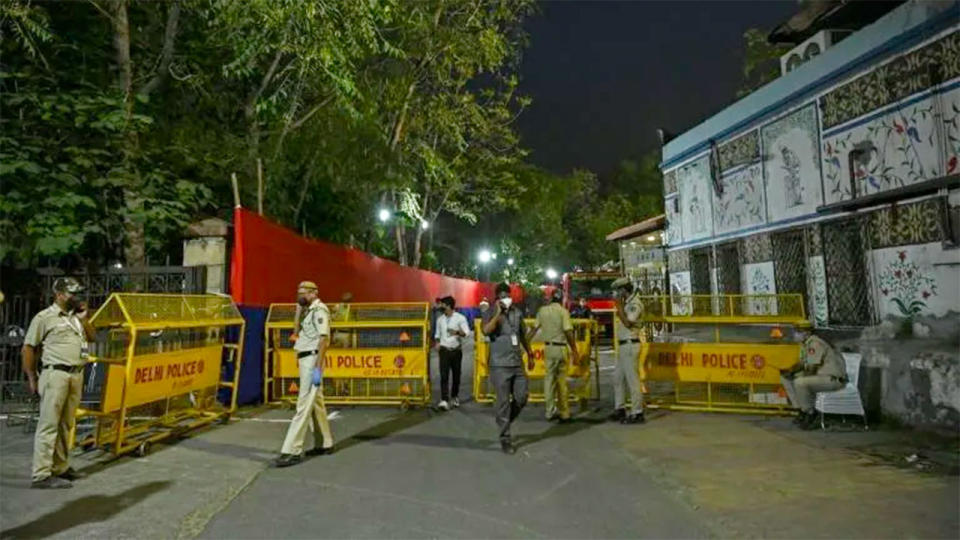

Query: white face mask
left=500, top=297, right=513, bottom=308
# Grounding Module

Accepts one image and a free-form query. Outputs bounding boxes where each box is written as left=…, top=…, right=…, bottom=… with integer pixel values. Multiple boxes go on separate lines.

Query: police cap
left=297, top=281, right=318, bottom=291
left=52, top=277, right=83, bottom=295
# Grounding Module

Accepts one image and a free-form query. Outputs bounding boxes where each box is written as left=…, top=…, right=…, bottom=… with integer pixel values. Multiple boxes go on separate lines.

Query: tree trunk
left=112, top=0, right=145, bottom=269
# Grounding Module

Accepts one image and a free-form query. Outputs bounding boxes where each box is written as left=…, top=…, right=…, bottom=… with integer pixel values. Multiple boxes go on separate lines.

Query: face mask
left=65, top=297, right=80, bottom=312
left=297, top=297, right=309, bottom=307
left=500, top=297, right=513, bottom=309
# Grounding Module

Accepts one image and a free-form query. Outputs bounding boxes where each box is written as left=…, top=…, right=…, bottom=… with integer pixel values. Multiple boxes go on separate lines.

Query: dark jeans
left=490, top=365, right=528, bottom=443
left=438, top=347, right=463, bottom=402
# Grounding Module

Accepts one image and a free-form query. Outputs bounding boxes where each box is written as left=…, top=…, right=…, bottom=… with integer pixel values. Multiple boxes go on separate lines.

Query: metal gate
left=822, top=218, right=874, bottom=326
left=715, top=241, right=741, bottom=294
left=690, top=247, right=711, bottom=294
left=771, top=229, right=809, bottom=308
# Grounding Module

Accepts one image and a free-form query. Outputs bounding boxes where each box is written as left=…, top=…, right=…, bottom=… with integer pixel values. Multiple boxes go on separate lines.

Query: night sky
left=517, top=0, right=798, bottom=179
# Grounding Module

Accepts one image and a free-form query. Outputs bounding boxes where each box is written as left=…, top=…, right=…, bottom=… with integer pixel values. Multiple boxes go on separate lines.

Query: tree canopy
left=2, top=0, right=662, bottom=281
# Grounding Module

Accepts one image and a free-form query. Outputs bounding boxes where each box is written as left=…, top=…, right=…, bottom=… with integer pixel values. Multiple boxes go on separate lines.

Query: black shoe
left=621, top=412, right=646, bottom=424
left=546, top=414, right=559, bottom=423
left=31, top=476, right=73, bottom=489
left=274, top=453, right=303, bottom=467
left=608, top=408, right=626, bottom=422
left=792, top=411, right=808, bottom=425
left=557, top=417, right=573, bottom=424
left=307, top=445, right=333, bottom=457
left=799, top=411, right=820, bottom=431
left=57, top=468, right=85, bottom=481
left=500, top=441, right=516, bottom=455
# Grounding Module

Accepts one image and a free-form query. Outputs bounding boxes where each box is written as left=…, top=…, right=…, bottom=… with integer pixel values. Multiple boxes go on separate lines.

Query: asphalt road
left=2, top=344, right=957, bottom=539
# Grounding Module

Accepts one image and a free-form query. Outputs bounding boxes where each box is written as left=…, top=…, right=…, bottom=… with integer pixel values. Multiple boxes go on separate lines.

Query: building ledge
left=606, top=214, right=666, bottom=242
left=817, top=175, right=959, bottom=214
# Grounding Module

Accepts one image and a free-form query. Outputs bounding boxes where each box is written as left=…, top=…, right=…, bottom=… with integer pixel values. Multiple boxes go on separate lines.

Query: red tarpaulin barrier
left=229, top=208, right=502, bottom=308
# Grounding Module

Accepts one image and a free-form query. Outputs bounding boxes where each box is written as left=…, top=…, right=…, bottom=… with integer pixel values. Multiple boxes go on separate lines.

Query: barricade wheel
left=217, top=413, right=231, bottom=425
left=135, top=441, right=151, bottom=457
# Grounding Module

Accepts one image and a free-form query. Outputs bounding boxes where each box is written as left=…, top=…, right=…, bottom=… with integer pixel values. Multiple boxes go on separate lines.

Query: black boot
left=792, top=411, right=807, bottom=425
left=622, top=411, right=646, bottom=424
left=274, top=453, right=303, bottom=467
left=608, top=408, right=626, bottom=422
left=799, top=411, right=820, bottom=430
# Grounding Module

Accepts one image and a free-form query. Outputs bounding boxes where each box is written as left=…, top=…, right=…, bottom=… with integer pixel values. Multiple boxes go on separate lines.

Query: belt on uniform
left=545, top=341, right=566, bottom=347
left=296, top=350, right=318, bottom=359
left=439, top=346, right=461, bottom=352
left=44, top=364, right=84, bottom=374
left=618, top=339, right=641, bottom=345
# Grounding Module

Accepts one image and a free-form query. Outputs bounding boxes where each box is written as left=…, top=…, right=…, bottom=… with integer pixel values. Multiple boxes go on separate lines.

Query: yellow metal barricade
left=76, top=294, right=245, bottom=457
left=620, top=293, right=809, bottom=414
left=264, top=302, right=430, bottom=408
left=474, top=318, right=598, bottom=407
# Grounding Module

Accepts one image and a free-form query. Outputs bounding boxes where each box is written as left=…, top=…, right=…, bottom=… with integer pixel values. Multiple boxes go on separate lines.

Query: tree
left=737, top=28, right=790, bottom=97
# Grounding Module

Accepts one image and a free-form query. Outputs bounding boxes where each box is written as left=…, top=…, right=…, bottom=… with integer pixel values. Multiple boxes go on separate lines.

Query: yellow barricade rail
left=77, top=293, right=245, bottom=457
left=474, top=318, right=598, bottom=407
left=614, top=293, right=808, bottom=415
left=264, top=302, right=430, bottom=409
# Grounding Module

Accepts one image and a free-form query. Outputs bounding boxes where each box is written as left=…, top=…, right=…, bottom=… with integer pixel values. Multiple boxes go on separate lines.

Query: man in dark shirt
left=570, top=297, right=592, bottom=319
left=482, top=282, right=534, bottom=454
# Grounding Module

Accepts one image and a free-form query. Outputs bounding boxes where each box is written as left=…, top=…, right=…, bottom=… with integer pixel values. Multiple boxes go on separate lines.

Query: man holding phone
left=482, top=283, right=535, bottom=454
left=22, top=277, right=95, bottom=489
left=275, top=281, right=334, bottom=467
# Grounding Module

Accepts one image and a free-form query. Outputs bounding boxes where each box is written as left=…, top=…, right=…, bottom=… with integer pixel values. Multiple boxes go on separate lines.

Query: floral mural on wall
left=742, top=261, right=777, bottom=316
left=712, top=163, right=766, bottom=234
left=677, top=157, right=714, bottom=242
left=823, top=98, right=942, bottom=205
left=942, top=87, right=960, bottom=176
left=876, top=250, right=938, bottom=318
left=761, top=104, right=822, bottom=221
left=807, top=255, right=829, bottom=327
left=670, top=271, right=692, bottom=316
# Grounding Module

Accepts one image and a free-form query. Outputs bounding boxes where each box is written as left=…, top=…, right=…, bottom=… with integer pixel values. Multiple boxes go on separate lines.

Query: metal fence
left=0, top=265, right=207, bottom=418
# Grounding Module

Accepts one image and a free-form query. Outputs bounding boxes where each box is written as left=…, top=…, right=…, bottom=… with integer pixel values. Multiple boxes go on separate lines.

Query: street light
left=491, top=253, right=497, bottom=260
left=378, top=208, right=391, bottom=223
left=545, top=268, right=558, bottom=280
left=478, top=249, right=492, bottom=263
left=421, top=220, right=429, bottom=230
left=507, top=258, right=515, bottom=266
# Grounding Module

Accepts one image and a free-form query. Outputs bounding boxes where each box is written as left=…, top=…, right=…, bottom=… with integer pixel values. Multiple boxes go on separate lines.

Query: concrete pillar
left=183, top=218, right=230, bottom=294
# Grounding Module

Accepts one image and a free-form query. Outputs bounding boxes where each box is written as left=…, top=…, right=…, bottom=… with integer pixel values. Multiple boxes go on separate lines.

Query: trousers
left=781, top=374, right=844, bottom=412
left=614, top=342, right=643, bottom=414
left=490, top=365, right=528, bottom=443
left=544, top=345, right=569, bottom=420
left=281, top=355, right=334, bottom=455
left=438, top=347, right=463, bottom=401
left=32, top=368, right=83, bottom=481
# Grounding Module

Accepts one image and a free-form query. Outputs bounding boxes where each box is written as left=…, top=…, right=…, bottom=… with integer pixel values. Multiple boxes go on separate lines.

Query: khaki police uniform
left=535, top=302, right=574, bottom=420
left=280, top=298, right=334, bottom=455
left=781, top=335, right=846, bottom=412
left=614, top=293, right=644, bottom=416
left=25, top=304, right=86, bottom=482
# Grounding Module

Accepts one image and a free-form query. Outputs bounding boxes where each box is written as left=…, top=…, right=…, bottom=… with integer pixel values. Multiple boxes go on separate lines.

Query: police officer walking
left=23, top=278, right=95, bottom=488
left=482, top=283, right=535, bottom=454
left=275, top=281, right=334, bottom=467
left=527, top=289, right=580, bottom=423
left=610, top=277, right=645, bottom=424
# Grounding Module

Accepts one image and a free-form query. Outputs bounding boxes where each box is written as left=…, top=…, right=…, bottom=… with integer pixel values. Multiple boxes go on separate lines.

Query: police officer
left=570, top=297, right=592, bottom=320
left=482, top=282, right=534, bottom=454
left=780, top=329, right=847, bottom=430
left=275, top=281, right=334, bottom=467
left=23, top=278, right=95, bottom=488
left=527, top=289, right=580, bottom=423
left=610, top=277, right=645, bottom=424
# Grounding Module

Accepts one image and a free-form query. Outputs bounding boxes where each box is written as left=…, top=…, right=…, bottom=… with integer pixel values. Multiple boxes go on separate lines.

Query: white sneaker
left=451, top=397, right=460, bottom=408
left=437, top=400, right=449, bottom=411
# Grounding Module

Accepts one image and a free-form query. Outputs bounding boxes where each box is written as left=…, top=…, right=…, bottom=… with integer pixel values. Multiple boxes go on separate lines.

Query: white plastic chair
left=814, top=352, right=867, bottom=430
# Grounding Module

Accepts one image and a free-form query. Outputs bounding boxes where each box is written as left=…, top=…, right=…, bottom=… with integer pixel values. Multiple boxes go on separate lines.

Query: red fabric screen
left=229, top=208, right=500, bottom=308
